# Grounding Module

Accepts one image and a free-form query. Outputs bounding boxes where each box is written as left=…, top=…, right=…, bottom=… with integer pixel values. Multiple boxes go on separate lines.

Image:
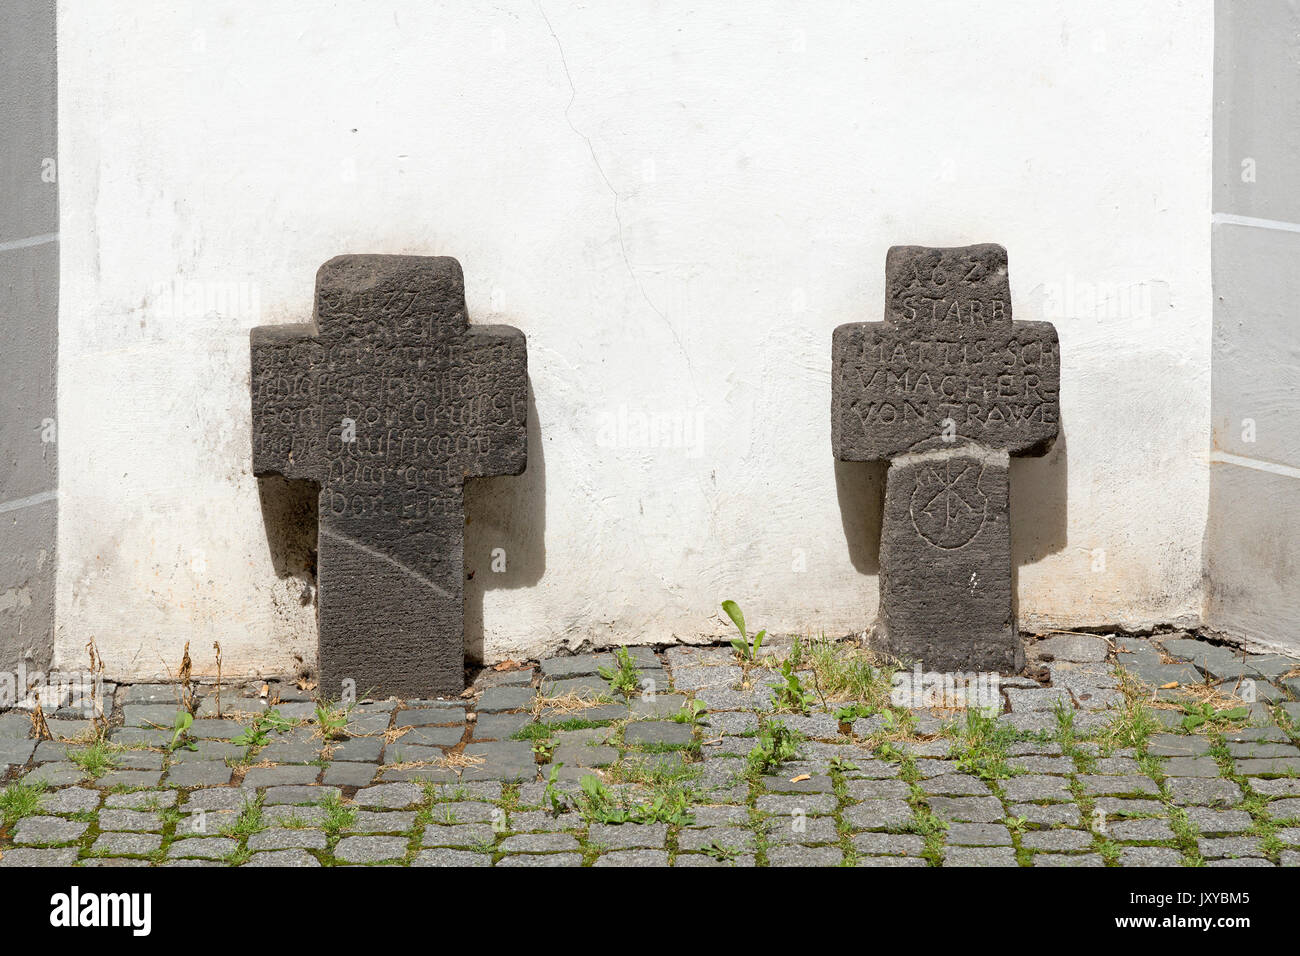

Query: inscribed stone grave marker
left=251, top=255, right=528, bottom=698
left=832, top=244, right=1060, bottom=672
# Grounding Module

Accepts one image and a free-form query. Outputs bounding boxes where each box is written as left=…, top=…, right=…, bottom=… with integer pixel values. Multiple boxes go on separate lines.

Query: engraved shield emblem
left=909, top=459, right=988, bottom=549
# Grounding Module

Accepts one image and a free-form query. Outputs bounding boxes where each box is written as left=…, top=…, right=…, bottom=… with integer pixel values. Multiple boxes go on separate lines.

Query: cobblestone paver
left=2, top=631, right=1299, bottom=866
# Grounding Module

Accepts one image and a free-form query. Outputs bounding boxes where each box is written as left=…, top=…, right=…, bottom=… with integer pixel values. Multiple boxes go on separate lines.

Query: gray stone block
left=767, top=845, right=843, bottom=867
left=91, top=832, right=161, bottom=856
left=244, top=849, right=322, bottom=867
left=942, top=846, right=1018, bottom=866
left=261, top=785, right=339, bottom=806
left=167, top=837, right=237, bottom=860
left=250, top=255, right=528, bottom=698
left=593, top=849, right=669, bottom=866
left=843, top=799, right=914, bottom=829
left=0, top=740, right=35, bottom=765
left=1031, top=853, right=1104, bottom=867
left=165, top=762, right=234, bottom=788
left=469, top=713, right=528, bottom=740
left=832, top=245, right=1057, bottom=672
left=412, top=848, right=491, bottom=866
left=1079, top=775, right=1158, bottom=797
left=98, top=810, right=162, bottom=832
left=354, top=782, right=424, bottom=808
left=40, top=786, right=101, bottom=813
left=322, top=762, right=377, bottom=787
left=394, top=706, right=466, bottom=727
left=1146, top=733, right=1211, bottom=757
left=925, top=796, right=1007, bottom=823
left=1021, top=829, right=1093, bottom=852
left=1035, top=634, right=1109, bottom=662
left=1109, top=818, right=1176, bottom=842
left=1167, top=777, right=1243, bottom=807
left=0, top=847, right=79, bottom=867
left=248, top=829, right=329, bottom=851
left=498, top=832, right=579, bottom=853
left=587, top=823, right=668, bottom=849
left=1012, top=804, right=1081, bottom=827
left=676, top=826, right=757, bottom=853
left=1198, top=836, right=1264, bottom=859
left=622, top=721, right=692, bottom=748
left=946, top=823, right=1012, bottom=846
left=495, top=852, right=582, bottom=867
left=326, top=737, right=385, bottom=761
left=333, top=835, right=410, bottom=863
left=14, top=815, right=87, bottom=845
left=240, top=766, right=319, bottom=788
left=476, top=686, right=536, bottom=713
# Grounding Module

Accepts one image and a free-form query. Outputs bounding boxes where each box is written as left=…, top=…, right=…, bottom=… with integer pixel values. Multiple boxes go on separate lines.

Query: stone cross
left=832, top=244, right=1059, bottom=672
left=251, top=255, right=528, bottom=698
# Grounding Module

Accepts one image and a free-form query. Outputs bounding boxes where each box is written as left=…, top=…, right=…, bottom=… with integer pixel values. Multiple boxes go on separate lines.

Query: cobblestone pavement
left=2, top=631, right=1300, bottom=867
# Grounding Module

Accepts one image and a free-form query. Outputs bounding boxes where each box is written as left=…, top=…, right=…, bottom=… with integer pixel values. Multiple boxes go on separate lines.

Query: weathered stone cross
left=832, top=244, right=1060, bottom=672
left=251, top=255, right=528, bottom=698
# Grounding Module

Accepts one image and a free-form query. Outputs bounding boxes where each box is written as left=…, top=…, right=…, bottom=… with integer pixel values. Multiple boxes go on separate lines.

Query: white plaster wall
left=55, top=1, right=1213, bottom=679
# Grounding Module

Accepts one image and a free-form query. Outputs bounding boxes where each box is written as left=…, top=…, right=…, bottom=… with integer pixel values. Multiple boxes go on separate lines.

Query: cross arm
left=458, top=324, right=528, bottom=478
left=250, top=323, right=323, bottom=480
left=832, top=319, right=1061, bottom=460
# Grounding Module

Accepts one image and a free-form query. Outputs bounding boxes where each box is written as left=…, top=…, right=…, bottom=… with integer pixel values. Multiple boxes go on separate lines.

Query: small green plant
left=1004, top=814, right=1029, bottom=834
left=67, top=739, right=119, bottom=778
left=168, top=710, right=197, bottom=752
left=320, top=791, right=357, bottom=835
left=772, top=657, right=815, bottom=714
left=1179, top=701, right=1249, bottom=733
left=828, top=755, right=860, bottom=774
left=543, top=763, right=566, bottom=816
left=906, top=806, right=948, bottom=837
left=576, top=774, right=629, bottom=822
left=1097, top=682, right=1161, bottom=752
left=1052, top=697, right=1077, bottom=748
left=672, top=699, right=709, bottom=725
left=722, top=600, right=765, bottom=662
left=261, top=708, right=296, bottom=733
left=232, top=707, right=295, bottom=747
left=0, top=779, right=48, bottom=826
left=221, top=796, right=267, bottom=838
left=574, top=773, right=693, bottom=825
left=531, top=740, right=556, bottom=762
left=949, top=709, right=1017, bottom=781
left=314, top=701, right=349, bottom=741
left=747, top=716, right=800, bottom=774
left=907, top=805, right=949, bottom=864
left=835, top=702, right=877, bottom=723
left=701, top=840, right=738, bottom=862
left=511, top=722, right=552, bottom=742
left=875, top=740, right=905, bottom=761
left=597, top=646, right=641, bottom=695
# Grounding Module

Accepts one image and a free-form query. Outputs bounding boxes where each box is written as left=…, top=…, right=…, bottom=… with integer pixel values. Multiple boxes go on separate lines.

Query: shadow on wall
left=833, top=459, right=887, bottom=576
left=464, top=378, right=546, bottom=664
left=256, top=475, right=319, bottom=602
left=1010, top=418, right=1069, bottom=574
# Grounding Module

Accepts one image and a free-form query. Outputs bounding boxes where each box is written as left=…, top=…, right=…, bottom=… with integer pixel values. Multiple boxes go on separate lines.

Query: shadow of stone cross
left=251, top=255, right=527, bottom=699
left=832, top=244, right=1060, bottom=674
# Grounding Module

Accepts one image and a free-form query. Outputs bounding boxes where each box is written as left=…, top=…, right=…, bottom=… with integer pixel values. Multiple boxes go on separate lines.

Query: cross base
left=317, top=513, right=466, bottom=700
left=877, top=443, right=1024, bottom=674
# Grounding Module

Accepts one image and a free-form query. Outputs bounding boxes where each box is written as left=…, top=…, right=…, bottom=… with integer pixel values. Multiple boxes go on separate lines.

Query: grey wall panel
left=1208, top=0, right=1300, bottom=654
left=0, top=0, right=57, bottom=671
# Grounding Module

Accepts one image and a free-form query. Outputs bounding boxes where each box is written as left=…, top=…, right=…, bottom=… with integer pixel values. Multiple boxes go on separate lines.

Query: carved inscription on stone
left=832, top=244, right=1061, bottom=673
left=832, top=244, right=1060, bottom=460
left=251, top=255, right=527, bottom=698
